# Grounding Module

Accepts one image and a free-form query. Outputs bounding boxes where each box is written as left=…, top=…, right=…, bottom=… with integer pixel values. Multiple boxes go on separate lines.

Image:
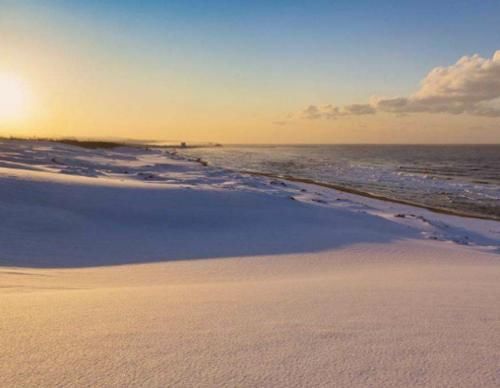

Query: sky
left=0, top=0, right=499, bottom=144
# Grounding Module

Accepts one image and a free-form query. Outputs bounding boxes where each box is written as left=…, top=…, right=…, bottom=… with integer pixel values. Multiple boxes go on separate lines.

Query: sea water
left=180, top=145, right=500, bottom=219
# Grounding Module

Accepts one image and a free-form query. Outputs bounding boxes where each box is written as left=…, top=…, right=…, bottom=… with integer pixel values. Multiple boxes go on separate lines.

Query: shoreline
left=180, top=152, right=500, bottom=222
left=1, top=138, right=497, bottom=221
left=248, top=171, right=500, bottom=222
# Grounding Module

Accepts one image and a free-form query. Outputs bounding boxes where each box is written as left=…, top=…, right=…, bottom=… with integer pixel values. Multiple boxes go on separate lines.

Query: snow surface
left=0, top=140, right=499, bottom=387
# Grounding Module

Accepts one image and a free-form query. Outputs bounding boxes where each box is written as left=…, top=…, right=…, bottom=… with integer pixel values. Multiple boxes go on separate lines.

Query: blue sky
left=25, top=1, right=500, bottom=98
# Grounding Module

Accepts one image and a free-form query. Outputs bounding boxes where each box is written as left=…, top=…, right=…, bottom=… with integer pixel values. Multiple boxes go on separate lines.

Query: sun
left=0, top=73, right=31, bottom=122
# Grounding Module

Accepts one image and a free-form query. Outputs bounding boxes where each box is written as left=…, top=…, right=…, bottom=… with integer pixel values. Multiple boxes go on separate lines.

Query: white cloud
left=300, top=51, right=500, bottom=120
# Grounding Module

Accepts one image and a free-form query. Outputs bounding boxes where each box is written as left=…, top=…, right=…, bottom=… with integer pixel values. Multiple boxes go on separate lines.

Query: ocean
left=180, top=144, right=500, bottom=220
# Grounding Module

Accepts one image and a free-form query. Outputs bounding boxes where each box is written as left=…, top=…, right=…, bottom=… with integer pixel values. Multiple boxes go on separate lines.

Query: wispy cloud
left=298, top=50, right=500, bottom=120
left=300, top=103, right=375, bottom=120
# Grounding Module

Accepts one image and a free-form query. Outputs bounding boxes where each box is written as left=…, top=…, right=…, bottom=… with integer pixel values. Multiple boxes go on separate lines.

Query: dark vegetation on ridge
left=0, top=136, right=215, bottom=150
left=0, top=136, right=127, bottom=149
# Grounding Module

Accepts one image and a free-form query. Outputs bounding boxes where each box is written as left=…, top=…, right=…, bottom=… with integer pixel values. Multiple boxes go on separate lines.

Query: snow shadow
left=0, top=178, right=420, bottom=268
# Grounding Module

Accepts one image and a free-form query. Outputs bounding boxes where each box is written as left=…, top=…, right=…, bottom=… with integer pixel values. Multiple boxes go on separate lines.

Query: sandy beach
left=1, top=140, right=499, bottom=387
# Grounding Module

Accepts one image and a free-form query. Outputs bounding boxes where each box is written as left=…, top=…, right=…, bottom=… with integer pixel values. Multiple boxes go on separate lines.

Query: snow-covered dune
left=1, top=140, right=499, bottom=387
